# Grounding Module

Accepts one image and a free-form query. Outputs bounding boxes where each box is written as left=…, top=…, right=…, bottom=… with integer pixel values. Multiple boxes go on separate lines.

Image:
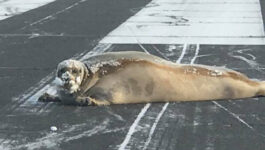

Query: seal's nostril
left=61, top=77, right=69, bottom=82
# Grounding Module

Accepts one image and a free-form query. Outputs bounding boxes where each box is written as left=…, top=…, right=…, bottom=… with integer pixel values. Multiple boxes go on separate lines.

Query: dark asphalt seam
left=0, top=34, right=98, bottom=38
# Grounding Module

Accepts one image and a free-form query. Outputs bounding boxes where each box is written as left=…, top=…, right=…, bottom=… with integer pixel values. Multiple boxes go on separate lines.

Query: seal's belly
left=89, top=62, right=259, bottom=104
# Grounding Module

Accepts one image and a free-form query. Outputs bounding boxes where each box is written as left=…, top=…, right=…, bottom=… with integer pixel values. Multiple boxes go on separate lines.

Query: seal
left=38, top=51, right=265, bottom=106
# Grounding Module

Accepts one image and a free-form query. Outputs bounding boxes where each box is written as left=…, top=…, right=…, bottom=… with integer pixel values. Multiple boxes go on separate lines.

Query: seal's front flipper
left=75, top=96, right=110, bottom=106
left=38, top=93, right=61, bottom=102
left=75, top=96, right=93, bottom=106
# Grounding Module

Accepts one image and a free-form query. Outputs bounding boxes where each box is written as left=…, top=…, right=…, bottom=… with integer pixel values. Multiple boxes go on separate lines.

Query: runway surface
left=0, top=0, right=265, bottom=149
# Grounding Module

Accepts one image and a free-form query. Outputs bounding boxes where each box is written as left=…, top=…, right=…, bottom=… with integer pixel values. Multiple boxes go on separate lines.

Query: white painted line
left=101, top=0, right=265, bottom=45
left=212, top=101, right=255, bottom=130
left=128, top=17, right=262, bottom=24
left=144, top=4, right=260, bottom=12
left=190, top=44, right=200, bottom=64
left=101, top=36, right=265, bottom=45
left=138, top=11, right=262, bottom=18
left=176, top=44, right=187, bottom=64
left=139, top=11, right=262, bottom=18
left=124, top=25, right=151, bottom=54
left=24, top=0, right=87, bottom=28
left=11, top=43, right=111, bottom=113
left=118, top=103, right=151, bottom=150
left=155, top=0, right=258, bottom=3
left=10, top=0, right=153, bottom=113
left=120, top=44, right=188, bottom=149
left=0, top=0, right=55, bottom=21
left=142, top=103, right=169, bottom=150
left=141, top=44, right=199, bottom=149
left=103, top=24, right=264, bottom=37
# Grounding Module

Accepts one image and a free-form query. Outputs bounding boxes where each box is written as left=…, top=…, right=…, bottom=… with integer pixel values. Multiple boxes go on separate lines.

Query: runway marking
left=125, top=25, right=150, bottom=54
left=21, top=0, right=87, bottom=29
left=212, top=101, right=265, bottom=137
left=153, top=0, right=256, bottom=3
left=118, top=103, right=151, bottom=150
left=100, top=0, right=265, bottom=44
left=191, top=44, right=200, bottom=64
left=4, top=43, right=111, bottom=115
left=176, top=44, right=187, bottom=64
left=0, top=0, right=55, bottom=21
left=115, top=25, right=154, bottom=150
left=228, top=49, right=259, bottom=68
left=119, top=44, right=188, bottom=150
left=141, top=44, right=199, bottom=149
left=212, top=101, right=254, bottom=130
left=3, top=0, right=265, bottom=148
left=142, top=103, right=169, bottom=150
left=2, top=71, right=55, bottom=114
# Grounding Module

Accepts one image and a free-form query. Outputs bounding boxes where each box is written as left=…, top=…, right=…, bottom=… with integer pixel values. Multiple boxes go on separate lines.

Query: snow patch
left=76, top=76, right=81, bottom=84
left=90, top=60, right=121, bottom=74
left=0, top=0, right=56, bottom=21
left=54, top=77, right=63, bottom=86
left=209, top=70, right=223, bottom=76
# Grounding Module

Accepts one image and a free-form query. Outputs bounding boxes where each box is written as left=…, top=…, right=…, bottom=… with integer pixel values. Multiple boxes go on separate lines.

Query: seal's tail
left=256, top=81, right=265, bottom=97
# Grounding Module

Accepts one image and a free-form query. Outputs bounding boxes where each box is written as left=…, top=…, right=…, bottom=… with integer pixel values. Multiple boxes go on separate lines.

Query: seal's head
left=56, top=59, right=88, bottom=93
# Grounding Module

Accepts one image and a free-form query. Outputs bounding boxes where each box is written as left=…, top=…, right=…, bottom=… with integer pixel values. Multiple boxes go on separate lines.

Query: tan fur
left=91, top=60, right=263, bottom=105
left=39, top=51, right=265, bottom=106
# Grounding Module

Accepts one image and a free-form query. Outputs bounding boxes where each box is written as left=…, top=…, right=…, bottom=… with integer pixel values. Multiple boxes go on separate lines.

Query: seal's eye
left=72, top=69, right=78, bottom=74
left=58, top=68, right=67, bottom=77
left=60, top=68, right=67, bottom=73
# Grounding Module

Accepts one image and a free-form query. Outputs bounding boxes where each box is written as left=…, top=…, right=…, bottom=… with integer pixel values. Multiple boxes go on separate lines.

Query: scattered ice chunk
left=168, top=45, right=177, bottom=52
left=50, top=126, right=57, bottom=132
left=46, top=86, right=58, bottom=96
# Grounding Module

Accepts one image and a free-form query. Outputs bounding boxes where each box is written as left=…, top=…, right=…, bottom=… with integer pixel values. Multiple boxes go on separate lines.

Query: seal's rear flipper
left=38, top=93, right=61, bottom=102
left=255, top=81, right=265, bottom=97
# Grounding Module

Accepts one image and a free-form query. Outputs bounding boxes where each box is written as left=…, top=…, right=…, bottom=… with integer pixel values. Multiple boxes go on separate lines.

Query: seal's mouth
left=56, top=59, right=86, bottom=94
left=62, top=76, right=81, bottom=93
left=55, top=71, right=82, bottom=93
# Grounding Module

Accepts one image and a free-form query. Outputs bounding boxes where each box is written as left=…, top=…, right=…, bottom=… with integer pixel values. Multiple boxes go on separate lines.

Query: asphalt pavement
left=1, top=0, right=265, bottom=150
